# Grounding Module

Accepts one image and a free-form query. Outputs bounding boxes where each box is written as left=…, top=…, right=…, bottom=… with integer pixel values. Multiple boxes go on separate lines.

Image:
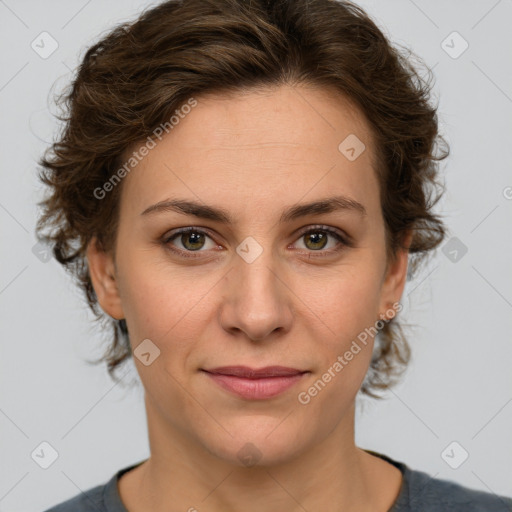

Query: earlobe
left=86, top=237, right=125, bottom=320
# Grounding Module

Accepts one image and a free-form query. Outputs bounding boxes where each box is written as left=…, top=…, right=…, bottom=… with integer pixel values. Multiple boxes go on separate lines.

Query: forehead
left=118, top=84, right=380, bottom=221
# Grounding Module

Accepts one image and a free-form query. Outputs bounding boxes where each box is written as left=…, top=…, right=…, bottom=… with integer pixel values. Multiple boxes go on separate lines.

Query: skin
left=87, top=83, right=411, bottom=511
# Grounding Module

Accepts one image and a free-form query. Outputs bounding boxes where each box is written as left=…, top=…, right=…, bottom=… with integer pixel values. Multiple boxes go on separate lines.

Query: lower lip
left=203, top=371, right=307, bottom=400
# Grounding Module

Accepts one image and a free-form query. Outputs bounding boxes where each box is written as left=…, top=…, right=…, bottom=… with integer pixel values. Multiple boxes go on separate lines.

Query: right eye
left=163, top=227, right=220, bottom=258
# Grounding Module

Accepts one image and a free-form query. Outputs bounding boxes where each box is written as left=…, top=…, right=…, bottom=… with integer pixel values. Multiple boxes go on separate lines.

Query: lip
left=202, top=366, right=309, bottom=400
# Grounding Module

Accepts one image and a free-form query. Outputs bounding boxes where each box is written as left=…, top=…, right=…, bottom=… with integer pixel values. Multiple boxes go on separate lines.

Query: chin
left=197, top=415, right=313, bottom=468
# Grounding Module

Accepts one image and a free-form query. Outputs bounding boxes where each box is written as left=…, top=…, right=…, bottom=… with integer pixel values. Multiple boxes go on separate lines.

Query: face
left=87, top=84, right=409, bottom=467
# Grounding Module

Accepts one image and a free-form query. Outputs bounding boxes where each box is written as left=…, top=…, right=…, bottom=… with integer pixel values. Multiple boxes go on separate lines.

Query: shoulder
left=41, top=460, right=144, bottom=512
left=365, top=450, right=512, bottom=512
left=41, top=482, right=107, bottom=512
left=401, top=464, right=512, bottom=511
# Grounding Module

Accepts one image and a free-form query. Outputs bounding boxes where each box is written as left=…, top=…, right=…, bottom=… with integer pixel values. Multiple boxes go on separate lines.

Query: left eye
left=163, top=225, right=348, bottom=257
left=293, top=227, right=346, bottom=252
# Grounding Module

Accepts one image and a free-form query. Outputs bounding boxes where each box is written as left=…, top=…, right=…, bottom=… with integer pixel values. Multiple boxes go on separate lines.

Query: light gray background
left=1, top=1, right=511, bottom=510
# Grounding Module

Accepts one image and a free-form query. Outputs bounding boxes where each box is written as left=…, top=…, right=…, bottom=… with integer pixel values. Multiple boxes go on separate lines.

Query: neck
left=119, top=396, right=401, bottom=512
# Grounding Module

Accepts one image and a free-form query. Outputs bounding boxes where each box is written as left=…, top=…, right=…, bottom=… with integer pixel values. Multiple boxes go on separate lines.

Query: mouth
left=201, top=366, right=309, bottom=400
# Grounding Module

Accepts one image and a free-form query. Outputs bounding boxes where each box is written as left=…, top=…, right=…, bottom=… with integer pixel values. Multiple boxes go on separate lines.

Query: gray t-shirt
left=43, top=451, right=512, bottom=511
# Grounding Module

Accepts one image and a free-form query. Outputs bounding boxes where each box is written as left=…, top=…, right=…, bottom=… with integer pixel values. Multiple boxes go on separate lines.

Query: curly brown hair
left=35, top=0, right=449, bottom=398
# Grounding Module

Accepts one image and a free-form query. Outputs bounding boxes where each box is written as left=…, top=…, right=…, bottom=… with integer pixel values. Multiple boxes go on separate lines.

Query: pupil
left=184, top=232, right=204, bottom=250
left=307, top=232, right=326, bottom=249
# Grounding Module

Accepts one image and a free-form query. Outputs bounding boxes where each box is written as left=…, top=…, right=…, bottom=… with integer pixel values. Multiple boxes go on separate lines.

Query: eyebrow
left=140, top=195, right=367, bottom=223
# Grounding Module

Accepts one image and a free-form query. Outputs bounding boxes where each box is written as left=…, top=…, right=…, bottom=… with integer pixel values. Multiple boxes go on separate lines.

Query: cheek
left=115, top=248, right=202, bottom=342
left=297, top=269, right=382, bottom=410
left=298, top=261, right=383, bottom=350
left=116, top=248, right=225, bottom=377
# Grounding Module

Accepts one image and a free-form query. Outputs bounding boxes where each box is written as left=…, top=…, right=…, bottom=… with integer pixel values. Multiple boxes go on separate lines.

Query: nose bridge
left=220, top=234, right=293, bottom=340
left=235, top=231, right=285, bottom=289
left=237, top=234, right=282, bottom=300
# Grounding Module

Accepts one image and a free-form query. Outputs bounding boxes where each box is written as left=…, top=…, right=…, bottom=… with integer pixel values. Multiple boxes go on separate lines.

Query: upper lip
left=203, top=366, right=307, bottom=379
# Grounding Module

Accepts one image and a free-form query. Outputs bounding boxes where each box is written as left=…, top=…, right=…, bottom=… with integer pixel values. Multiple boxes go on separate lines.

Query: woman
left=37, top=0, right=512, bottom=510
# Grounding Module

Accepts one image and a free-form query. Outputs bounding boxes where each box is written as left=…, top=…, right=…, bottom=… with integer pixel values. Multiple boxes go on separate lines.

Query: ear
left=378, top=230, right=412, bottom=317
left=86, top=237, right=125, bottom=320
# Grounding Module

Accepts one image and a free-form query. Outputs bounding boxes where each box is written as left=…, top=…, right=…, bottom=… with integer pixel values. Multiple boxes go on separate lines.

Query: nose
left=218, top=243, right=294, bottom=342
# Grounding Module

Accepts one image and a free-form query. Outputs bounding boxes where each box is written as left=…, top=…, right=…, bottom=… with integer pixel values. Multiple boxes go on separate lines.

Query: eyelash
left=162, top=225, right=352, bottom=260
